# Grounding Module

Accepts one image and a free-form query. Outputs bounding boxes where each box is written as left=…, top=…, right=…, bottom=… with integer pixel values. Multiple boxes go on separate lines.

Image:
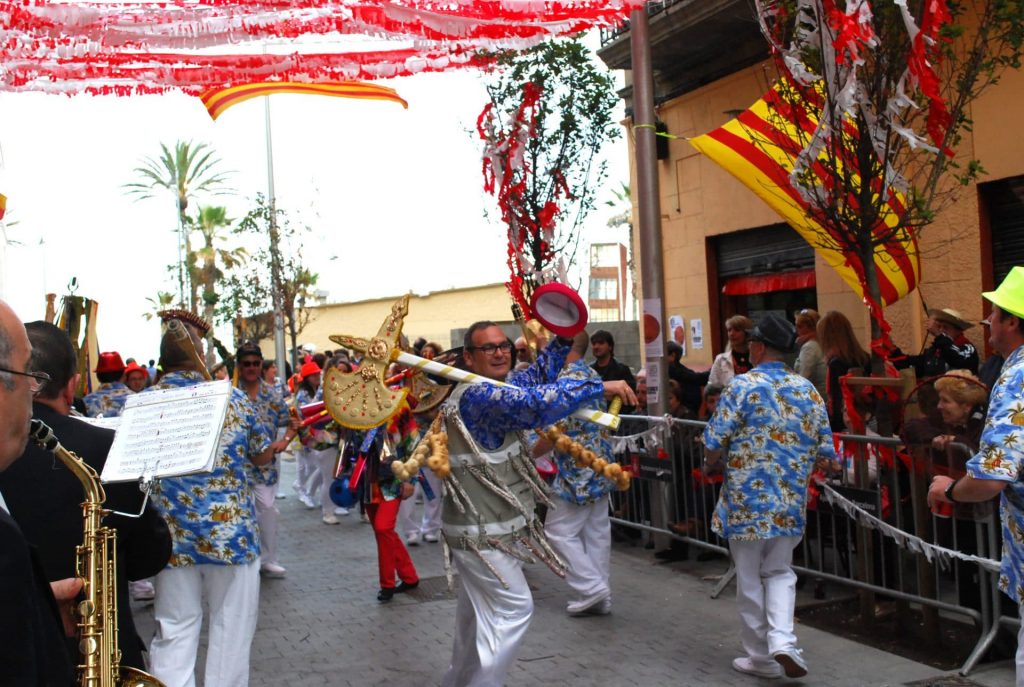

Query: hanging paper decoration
left=201, top=81, right=408, bottom=120
left=0, top=1, right=646, bottom=96
left=478, top=81, right=571, bottom=317
left=689, top=81, right=921, bottom=308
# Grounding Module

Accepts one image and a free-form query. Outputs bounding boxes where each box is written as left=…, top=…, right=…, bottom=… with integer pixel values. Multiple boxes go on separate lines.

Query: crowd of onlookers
left=599, top=305, right=1003, bottom=613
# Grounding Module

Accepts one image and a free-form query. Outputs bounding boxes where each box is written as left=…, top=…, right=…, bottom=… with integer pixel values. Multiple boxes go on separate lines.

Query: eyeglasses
left=0, top=367, right=52, bottom=396
left=468, top=342, right=513, bottom=355
left=239, top=360, right=262, bottom=368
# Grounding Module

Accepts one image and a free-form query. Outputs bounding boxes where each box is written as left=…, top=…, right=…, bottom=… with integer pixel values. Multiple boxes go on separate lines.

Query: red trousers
left=366, top=498, right=419, bottom=590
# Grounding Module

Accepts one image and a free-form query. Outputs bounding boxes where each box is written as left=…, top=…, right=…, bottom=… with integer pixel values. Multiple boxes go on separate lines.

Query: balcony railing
left=598, top=0, right=689, bottom=46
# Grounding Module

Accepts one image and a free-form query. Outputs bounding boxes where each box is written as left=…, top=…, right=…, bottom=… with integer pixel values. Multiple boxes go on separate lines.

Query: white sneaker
left=322, top=515, right=339, bottom=525
left=276, top=492, right=288, bottom=500
left=773, top=649, right=808, bottom=678
left=423, top=532, right=439, bottom=543
left=732, top=657, right=782, bottom=678
left=406, top=532, right=421, bottom=546
left=360, top=512, right=370, bottom=523
left=260, top=562, right=287, bottom=578
left=334, top=507, right=350, bottom=516
left=567, top=592, right=610, bottom=616
left=299, top=493, right=316, bottom=509
left=129, top=579, right=155, bottom=602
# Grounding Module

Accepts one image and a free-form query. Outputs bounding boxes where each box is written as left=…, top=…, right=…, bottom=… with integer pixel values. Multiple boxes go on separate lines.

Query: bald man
left=0, top=299, right=78, bottom=684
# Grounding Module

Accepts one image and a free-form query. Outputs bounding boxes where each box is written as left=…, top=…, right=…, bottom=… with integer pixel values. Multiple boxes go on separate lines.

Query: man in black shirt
left=590, top=330, right=636, bottom=416
left=666, top=342, right=709, bottom=416
left=893, top=308, right=979, bottom=379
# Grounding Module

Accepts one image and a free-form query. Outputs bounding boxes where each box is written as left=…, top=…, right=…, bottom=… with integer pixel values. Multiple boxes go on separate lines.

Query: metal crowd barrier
left=606, top=414, right=1013, bottom=675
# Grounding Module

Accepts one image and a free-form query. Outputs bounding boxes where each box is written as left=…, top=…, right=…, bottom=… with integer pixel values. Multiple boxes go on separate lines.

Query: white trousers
left=295, top=446, right=319, bottom=499
left=309, top=447, right=341, bottom=518
left=442, top=548, right=533, bottom=687
left=729, top=536, right=800, bottom=662
left=252, top=482, right=279, bottom=565
left=149, top=561, right=261, bottom=687
left=1016, top=602, right=1024, bottom=687
left=544, top=496, right=611, bottom=604
left=398, top=470, right=443, bottom=537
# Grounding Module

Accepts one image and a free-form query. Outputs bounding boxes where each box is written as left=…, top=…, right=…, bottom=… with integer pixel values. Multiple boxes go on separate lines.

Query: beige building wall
left=259, top=283, right=512, bottom=361
left=638, top=57, right=1024, bottom=367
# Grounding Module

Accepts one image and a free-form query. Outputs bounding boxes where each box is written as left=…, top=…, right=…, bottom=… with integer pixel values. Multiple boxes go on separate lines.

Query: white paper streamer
left=820, top=483, right=1000, bottom=573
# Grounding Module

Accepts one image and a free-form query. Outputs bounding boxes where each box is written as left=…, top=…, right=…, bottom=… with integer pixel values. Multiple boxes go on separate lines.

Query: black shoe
left=654, top=548, right=689, bottom=562
left=395, top=580, right=419, bottom=594
left=377, top=588, right=395, bottom=603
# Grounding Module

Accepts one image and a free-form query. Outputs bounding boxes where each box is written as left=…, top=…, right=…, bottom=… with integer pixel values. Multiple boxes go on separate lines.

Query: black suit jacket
left=0, top=404, right=172, bottom=670
left=0, top=507, right=75, bottom=686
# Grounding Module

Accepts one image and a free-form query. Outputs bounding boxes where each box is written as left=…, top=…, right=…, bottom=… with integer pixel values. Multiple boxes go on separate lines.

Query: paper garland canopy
left=0, top=1, right=646, bottom=96
left=689, top=82, right=921, bottom=306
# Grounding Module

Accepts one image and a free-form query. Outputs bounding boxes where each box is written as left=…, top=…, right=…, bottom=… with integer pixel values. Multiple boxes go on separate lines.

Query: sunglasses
left=240, top=360, right=262, bottom=368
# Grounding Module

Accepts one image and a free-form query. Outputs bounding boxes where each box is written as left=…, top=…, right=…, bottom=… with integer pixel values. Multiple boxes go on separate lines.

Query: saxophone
left=28, top=419, right=165, bottom=687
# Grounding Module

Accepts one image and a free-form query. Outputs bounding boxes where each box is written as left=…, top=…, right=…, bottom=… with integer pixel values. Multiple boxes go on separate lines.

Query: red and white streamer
left=0, top=0, right=645, bottom=95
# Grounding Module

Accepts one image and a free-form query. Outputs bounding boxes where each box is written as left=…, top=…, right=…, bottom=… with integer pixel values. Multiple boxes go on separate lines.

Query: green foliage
left=482, top=37, right=620, bottom=284
left=124, top=140, right=233, bottom=311
left=217, top=194, right=318, bottom=363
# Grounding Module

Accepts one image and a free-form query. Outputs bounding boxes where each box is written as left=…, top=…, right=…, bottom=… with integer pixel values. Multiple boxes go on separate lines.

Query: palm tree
left=124, top=140, right=232, bottom=311
left=191, top=205, right=247, bottom=363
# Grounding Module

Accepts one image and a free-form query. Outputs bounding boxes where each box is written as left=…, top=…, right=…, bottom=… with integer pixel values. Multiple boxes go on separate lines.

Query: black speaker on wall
left=655, top=120, right=669, bottom=160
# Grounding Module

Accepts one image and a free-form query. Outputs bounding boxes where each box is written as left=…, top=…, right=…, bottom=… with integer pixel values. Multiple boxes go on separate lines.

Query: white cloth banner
left=820, top=483, right=1000, bottom=573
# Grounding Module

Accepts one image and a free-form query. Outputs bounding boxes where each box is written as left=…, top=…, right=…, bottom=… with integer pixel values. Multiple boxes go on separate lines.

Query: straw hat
left=928, top=308, right=974, bottom=331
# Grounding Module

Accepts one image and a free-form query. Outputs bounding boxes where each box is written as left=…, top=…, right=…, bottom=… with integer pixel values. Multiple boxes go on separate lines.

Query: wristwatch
left=944, top=478, right=960, bottom=504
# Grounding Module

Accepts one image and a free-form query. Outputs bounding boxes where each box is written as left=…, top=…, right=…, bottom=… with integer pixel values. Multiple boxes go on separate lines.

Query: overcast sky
left=0, top=64, right=629, bottom=361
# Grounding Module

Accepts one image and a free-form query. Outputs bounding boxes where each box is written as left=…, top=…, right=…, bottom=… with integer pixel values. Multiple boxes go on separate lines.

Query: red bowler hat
left=123, top=361, right=149, bottom=379
left=94, top=351, right=126, bottom=374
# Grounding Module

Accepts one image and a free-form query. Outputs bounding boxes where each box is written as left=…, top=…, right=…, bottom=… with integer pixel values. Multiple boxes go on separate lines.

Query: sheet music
left=101, top=379, right=232, bottom=483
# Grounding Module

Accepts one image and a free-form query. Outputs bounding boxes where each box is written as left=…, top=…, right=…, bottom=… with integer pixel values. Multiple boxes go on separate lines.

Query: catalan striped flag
left=689, top=82, right=920, bottom=306
left=200, top=81, right=408, bottom=120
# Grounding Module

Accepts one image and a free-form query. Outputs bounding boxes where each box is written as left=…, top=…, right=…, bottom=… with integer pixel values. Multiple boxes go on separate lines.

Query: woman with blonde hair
left=816, top=311, right=871, bottom=431
left=708, top=314, right=753, bottom=388
left=794, top=309, right=827, bottom=400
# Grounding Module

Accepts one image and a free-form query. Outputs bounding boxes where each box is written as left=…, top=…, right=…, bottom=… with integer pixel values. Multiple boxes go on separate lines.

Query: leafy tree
left=753, top=0, right=1024, bottom=371
left=479, top=37, right=620, bottom=312
left=188, top=205, right=247, bottom=364
left=124, top=140, right=232, bottom=310
left=142, top=290, right=176, bottom=321
left=216, top=194, right=318, bottom=367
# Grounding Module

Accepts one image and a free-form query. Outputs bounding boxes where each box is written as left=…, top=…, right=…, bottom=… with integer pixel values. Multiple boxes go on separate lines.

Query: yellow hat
left=983, top=266, right=1024, bottom=319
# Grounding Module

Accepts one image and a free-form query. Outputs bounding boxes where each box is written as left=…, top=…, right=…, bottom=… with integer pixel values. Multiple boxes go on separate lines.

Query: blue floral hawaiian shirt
left=295, top=387, right=322, bottom=408
left=965, top=345, right=1024, bottom=602
left=240, top=380, right=291, bottom=486
left=83, top=382, right=133, bottom=418
left=703, top=361, right=834, bottom=541
left=547, top=360, right=617, bottom=506
left=458, top=339, right=604, bottom=451
left=146, top=371, right=272, bottom=566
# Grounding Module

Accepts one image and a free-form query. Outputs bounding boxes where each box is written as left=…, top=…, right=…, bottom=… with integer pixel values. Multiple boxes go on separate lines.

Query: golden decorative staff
left=323, top=294, right=622, bottom=432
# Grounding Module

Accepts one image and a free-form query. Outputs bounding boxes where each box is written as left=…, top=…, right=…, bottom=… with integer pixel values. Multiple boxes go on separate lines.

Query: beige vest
left=440, top=385, right=538, bottom=547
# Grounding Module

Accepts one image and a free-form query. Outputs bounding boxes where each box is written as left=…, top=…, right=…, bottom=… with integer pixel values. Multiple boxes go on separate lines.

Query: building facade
left=598, top=0, right=1024, bottom=368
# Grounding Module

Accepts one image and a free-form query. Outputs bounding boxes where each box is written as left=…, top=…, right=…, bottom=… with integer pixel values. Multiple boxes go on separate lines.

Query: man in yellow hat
left=929, top=266, right=1024, bottom=684
left=894, top=307, right=979, bottom=379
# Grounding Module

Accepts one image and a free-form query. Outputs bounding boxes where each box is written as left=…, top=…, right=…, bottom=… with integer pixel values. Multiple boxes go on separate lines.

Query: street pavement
left=132, top=458, right=1017, bottom=686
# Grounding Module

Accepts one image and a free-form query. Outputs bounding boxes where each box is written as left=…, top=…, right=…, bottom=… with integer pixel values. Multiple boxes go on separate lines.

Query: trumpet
left=28, top=419, right=164, bottom=687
